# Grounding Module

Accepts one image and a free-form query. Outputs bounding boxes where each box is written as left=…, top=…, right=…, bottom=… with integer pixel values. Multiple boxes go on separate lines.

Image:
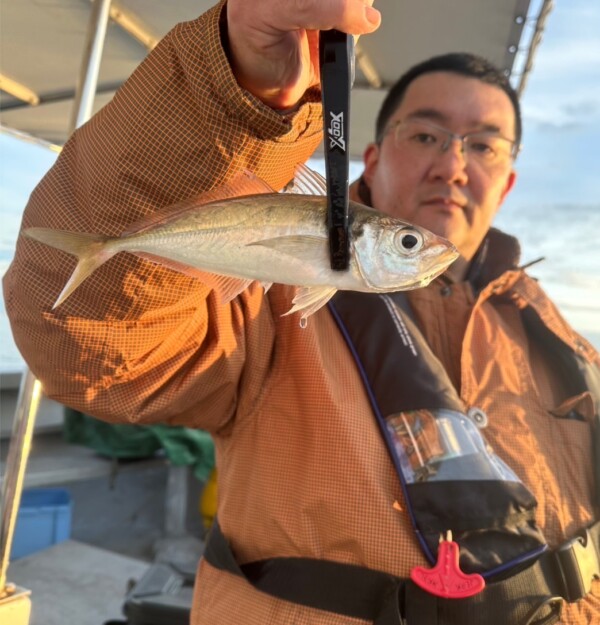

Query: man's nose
left=428, top=139, right=469, bottom=184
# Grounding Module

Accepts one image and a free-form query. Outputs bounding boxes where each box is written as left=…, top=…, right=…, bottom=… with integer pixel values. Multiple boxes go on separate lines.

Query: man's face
left=363, top=71, right=517, bottom=262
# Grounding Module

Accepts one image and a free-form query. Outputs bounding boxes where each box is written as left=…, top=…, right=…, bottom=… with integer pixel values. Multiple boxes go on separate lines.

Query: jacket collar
left=467, top=228, right=522, bottom=291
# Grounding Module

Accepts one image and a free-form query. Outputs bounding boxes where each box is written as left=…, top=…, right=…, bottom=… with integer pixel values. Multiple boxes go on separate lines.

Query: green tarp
left=64, top=409, right=215, bottom=481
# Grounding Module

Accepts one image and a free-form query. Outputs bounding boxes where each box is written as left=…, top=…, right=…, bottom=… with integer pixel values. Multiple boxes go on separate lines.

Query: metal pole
left=68, top=0, right=113, bottom=134
left=516, top=0, right=554, bottom=97
left=0, top=0, right=112, bottom=600
left=0, top=371, right=42, bottom=595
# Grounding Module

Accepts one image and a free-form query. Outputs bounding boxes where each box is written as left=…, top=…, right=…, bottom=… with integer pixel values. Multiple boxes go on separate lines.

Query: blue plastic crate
left=11, top=488, right=72, bottom=559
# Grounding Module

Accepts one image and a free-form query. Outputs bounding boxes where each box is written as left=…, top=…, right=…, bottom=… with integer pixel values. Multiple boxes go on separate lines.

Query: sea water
left=1, top=158, right=599, bottom=374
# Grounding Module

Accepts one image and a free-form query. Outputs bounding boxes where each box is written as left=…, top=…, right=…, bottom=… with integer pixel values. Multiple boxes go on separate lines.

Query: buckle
left=556, top=529, right=600, bottom=602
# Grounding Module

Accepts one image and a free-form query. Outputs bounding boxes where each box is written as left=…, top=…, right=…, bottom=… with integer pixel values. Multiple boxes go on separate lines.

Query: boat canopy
left=0, top=0, right=553, bottom=159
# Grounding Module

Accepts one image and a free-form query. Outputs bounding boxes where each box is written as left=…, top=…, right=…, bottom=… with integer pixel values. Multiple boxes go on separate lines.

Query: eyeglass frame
left=376, top=118, right=521, bottom=163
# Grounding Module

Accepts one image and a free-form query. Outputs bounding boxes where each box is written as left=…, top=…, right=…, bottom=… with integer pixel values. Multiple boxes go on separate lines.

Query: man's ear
left=362, top=142, right=380, bottom=187
left=498, top=169, right=517, bottom=208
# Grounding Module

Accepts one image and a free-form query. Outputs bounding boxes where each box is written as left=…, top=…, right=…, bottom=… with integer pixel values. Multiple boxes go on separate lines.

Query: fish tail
left=23, top=227, right=116, bottom=308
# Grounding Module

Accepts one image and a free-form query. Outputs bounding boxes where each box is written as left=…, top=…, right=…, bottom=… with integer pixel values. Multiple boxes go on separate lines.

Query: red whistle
left=410, top=531, right=486, bottom=599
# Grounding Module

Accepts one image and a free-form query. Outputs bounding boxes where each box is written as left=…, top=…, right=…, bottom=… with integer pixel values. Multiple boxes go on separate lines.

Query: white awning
left=0, top=0, right=553, bottom=158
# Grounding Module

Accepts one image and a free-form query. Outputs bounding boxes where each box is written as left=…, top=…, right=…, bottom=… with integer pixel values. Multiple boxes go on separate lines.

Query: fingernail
left=365, top=6, right=381, bottom=27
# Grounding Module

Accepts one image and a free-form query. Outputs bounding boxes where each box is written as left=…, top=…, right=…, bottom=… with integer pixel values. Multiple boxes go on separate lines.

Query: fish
left=23, top=164, right=458, bottom=325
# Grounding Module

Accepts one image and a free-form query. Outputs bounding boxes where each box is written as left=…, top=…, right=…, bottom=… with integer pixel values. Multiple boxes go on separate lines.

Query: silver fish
left=23, top=165, right=458, bottom=324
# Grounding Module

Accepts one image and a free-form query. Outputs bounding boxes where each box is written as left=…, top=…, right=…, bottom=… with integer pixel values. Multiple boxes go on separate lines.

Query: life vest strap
left=203, top=518, right=600, bottom=625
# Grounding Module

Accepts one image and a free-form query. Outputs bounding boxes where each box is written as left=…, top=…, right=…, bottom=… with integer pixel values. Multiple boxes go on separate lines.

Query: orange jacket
left=3, top=2, right=598, bottom=623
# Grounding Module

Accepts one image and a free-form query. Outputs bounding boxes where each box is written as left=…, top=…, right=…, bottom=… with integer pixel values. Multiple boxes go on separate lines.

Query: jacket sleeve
left=2, top=0, right=323, bottom=432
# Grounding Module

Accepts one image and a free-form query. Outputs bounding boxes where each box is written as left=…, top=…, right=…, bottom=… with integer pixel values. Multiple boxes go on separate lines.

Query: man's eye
left=411, top=133, right=437, bottom=145
left=469, top=141, right=495, bottom=156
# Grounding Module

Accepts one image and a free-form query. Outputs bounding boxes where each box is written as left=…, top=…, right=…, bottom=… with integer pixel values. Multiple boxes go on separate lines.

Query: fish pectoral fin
left=248, top=235, right=325, bottom=260
left=281, top=164, right=327, bottom=196
left=282, top=286, right=338, bottom=325
left=134, top=253, right=253, bottom=303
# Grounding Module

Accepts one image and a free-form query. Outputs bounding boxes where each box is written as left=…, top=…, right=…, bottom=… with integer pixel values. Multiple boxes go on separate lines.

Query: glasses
left=380, top=119, right=519, bottom=168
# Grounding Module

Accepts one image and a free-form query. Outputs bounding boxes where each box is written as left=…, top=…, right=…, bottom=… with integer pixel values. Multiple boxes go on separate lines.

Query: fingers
left=322, top=0, right=381, bottom=33
left=272, top=0, right=381, bottom=35
left=226, top=0, right=381, bottom=109
left=230, top=1, right=381, bottom=38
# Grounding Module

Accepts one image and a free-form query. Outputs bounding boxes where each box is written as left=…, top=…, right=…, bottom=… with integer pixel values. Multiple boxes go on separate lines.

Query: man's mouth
left=422, top=196, right=466, bottom=212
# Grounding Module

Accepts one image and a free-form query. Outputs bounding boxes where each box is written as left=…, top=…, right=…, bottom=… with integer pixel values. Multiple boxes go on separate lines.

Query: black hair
left=375, top=52, right=522, bottom=148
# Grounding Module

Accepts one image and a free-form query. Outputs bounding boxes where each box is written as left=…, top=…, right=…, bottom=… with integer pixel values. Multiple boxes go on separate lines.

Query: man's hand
left=226, top=0, right=381, bottom=110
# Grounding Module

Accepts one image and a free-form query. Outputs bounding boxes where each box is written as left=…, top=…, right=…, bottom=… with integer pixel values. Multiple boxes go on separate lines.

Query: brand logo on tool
left=327, top=111, right=346, bottom=151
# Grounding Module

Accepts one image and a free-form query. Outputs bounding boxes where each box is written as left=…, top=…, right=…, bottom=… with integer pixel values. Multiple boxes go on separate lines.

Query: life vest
left=329, top=290, right=548, bottom=576
left=204, top=290, right=600, bottom=624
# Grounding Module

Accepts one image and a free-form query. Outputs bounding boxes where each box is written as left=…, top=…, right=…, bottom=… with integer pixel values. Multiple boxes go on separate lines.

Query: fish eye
left=395, top=229, right=424, bottom=254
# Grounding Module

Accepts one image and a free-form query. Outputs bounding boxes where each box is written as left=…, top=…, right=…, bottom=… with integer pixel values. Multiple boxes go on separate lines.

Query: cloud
left=532, top=39, right=600, bottom=75
left=522, top=103, right=596, bottom=132
left=521, top=107, right=582, bottom=130
left=563, top=100, right=600, bottom=118
left=519, top=0, right=600, bottom=133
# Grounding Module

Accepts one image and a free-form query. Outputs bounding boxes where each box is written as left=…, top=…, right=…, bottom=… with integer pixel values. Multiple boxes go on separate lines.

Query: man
left=4, top=1, right=599, bottom=623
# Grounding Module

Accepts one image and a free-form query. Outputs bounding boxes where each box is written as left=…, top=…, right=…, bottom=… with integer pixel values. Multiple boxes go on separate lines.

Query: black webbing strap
left=204, top=517, right=401, bottom=624
left=203, top=518, right=600, bottom=625
left=320, top=29, right=353, bottom=271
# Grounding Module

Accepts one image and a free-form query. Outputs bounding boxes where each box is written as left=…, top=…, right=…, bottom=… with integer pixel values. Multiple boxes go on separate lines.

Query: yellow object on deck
left=200, top=468, right=218, bottom=531
left=0, top=585, right=31, bottom=625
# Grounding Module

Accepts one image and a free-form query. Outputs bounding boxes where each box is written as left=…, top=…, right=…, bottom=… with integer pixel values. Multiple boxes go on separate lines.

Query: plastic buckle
left=556, top=529, right=600, bottom=602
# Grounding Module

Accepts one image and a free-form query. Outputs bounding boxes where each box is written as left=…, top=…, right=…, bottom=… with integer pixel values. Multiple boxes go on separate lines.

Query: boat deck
left=7, top=540, right=150, bottom=625
left=1, top=376, right=206, bottom=624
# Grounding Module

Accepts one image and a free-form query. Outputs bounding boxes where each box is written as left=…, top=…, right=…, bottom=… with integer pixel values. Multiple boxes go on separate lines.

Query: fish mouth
left=430, top=247, right=459, bottom=277
left=404, top=246, right=459, bottom=290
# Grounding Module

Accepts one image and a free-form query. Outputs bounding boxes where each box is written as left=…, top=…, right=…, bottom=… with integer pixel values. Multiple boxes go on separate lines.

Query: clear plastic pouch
left=386, top=409, right=520, bottom=484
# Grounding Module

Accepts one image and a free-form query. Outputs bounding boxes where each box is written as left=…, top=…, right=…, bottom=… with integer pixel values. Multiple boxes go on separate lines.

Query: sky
left=502, top=0, right=599, bottom=209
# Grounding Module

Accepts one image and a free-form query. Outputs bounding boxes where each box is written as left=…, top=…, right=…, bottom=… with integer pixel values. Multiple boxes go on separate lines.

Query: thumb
left=285, top=0, right=381, bottom=34
left=355, top=1, right=381, bottom=32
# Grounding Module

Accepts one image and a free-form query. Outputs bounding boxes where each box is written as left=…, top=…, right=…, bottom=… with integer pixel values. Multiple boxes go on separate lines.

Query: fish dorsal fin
left=123, top=171, right=275, bottom=236
left=133, top=252, right=253, bottom=303
left=282, top=286, right=338, bottom=326
left=281, top=164, right=327, bottom=196
left=248, top=235, right=326, bottom=260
